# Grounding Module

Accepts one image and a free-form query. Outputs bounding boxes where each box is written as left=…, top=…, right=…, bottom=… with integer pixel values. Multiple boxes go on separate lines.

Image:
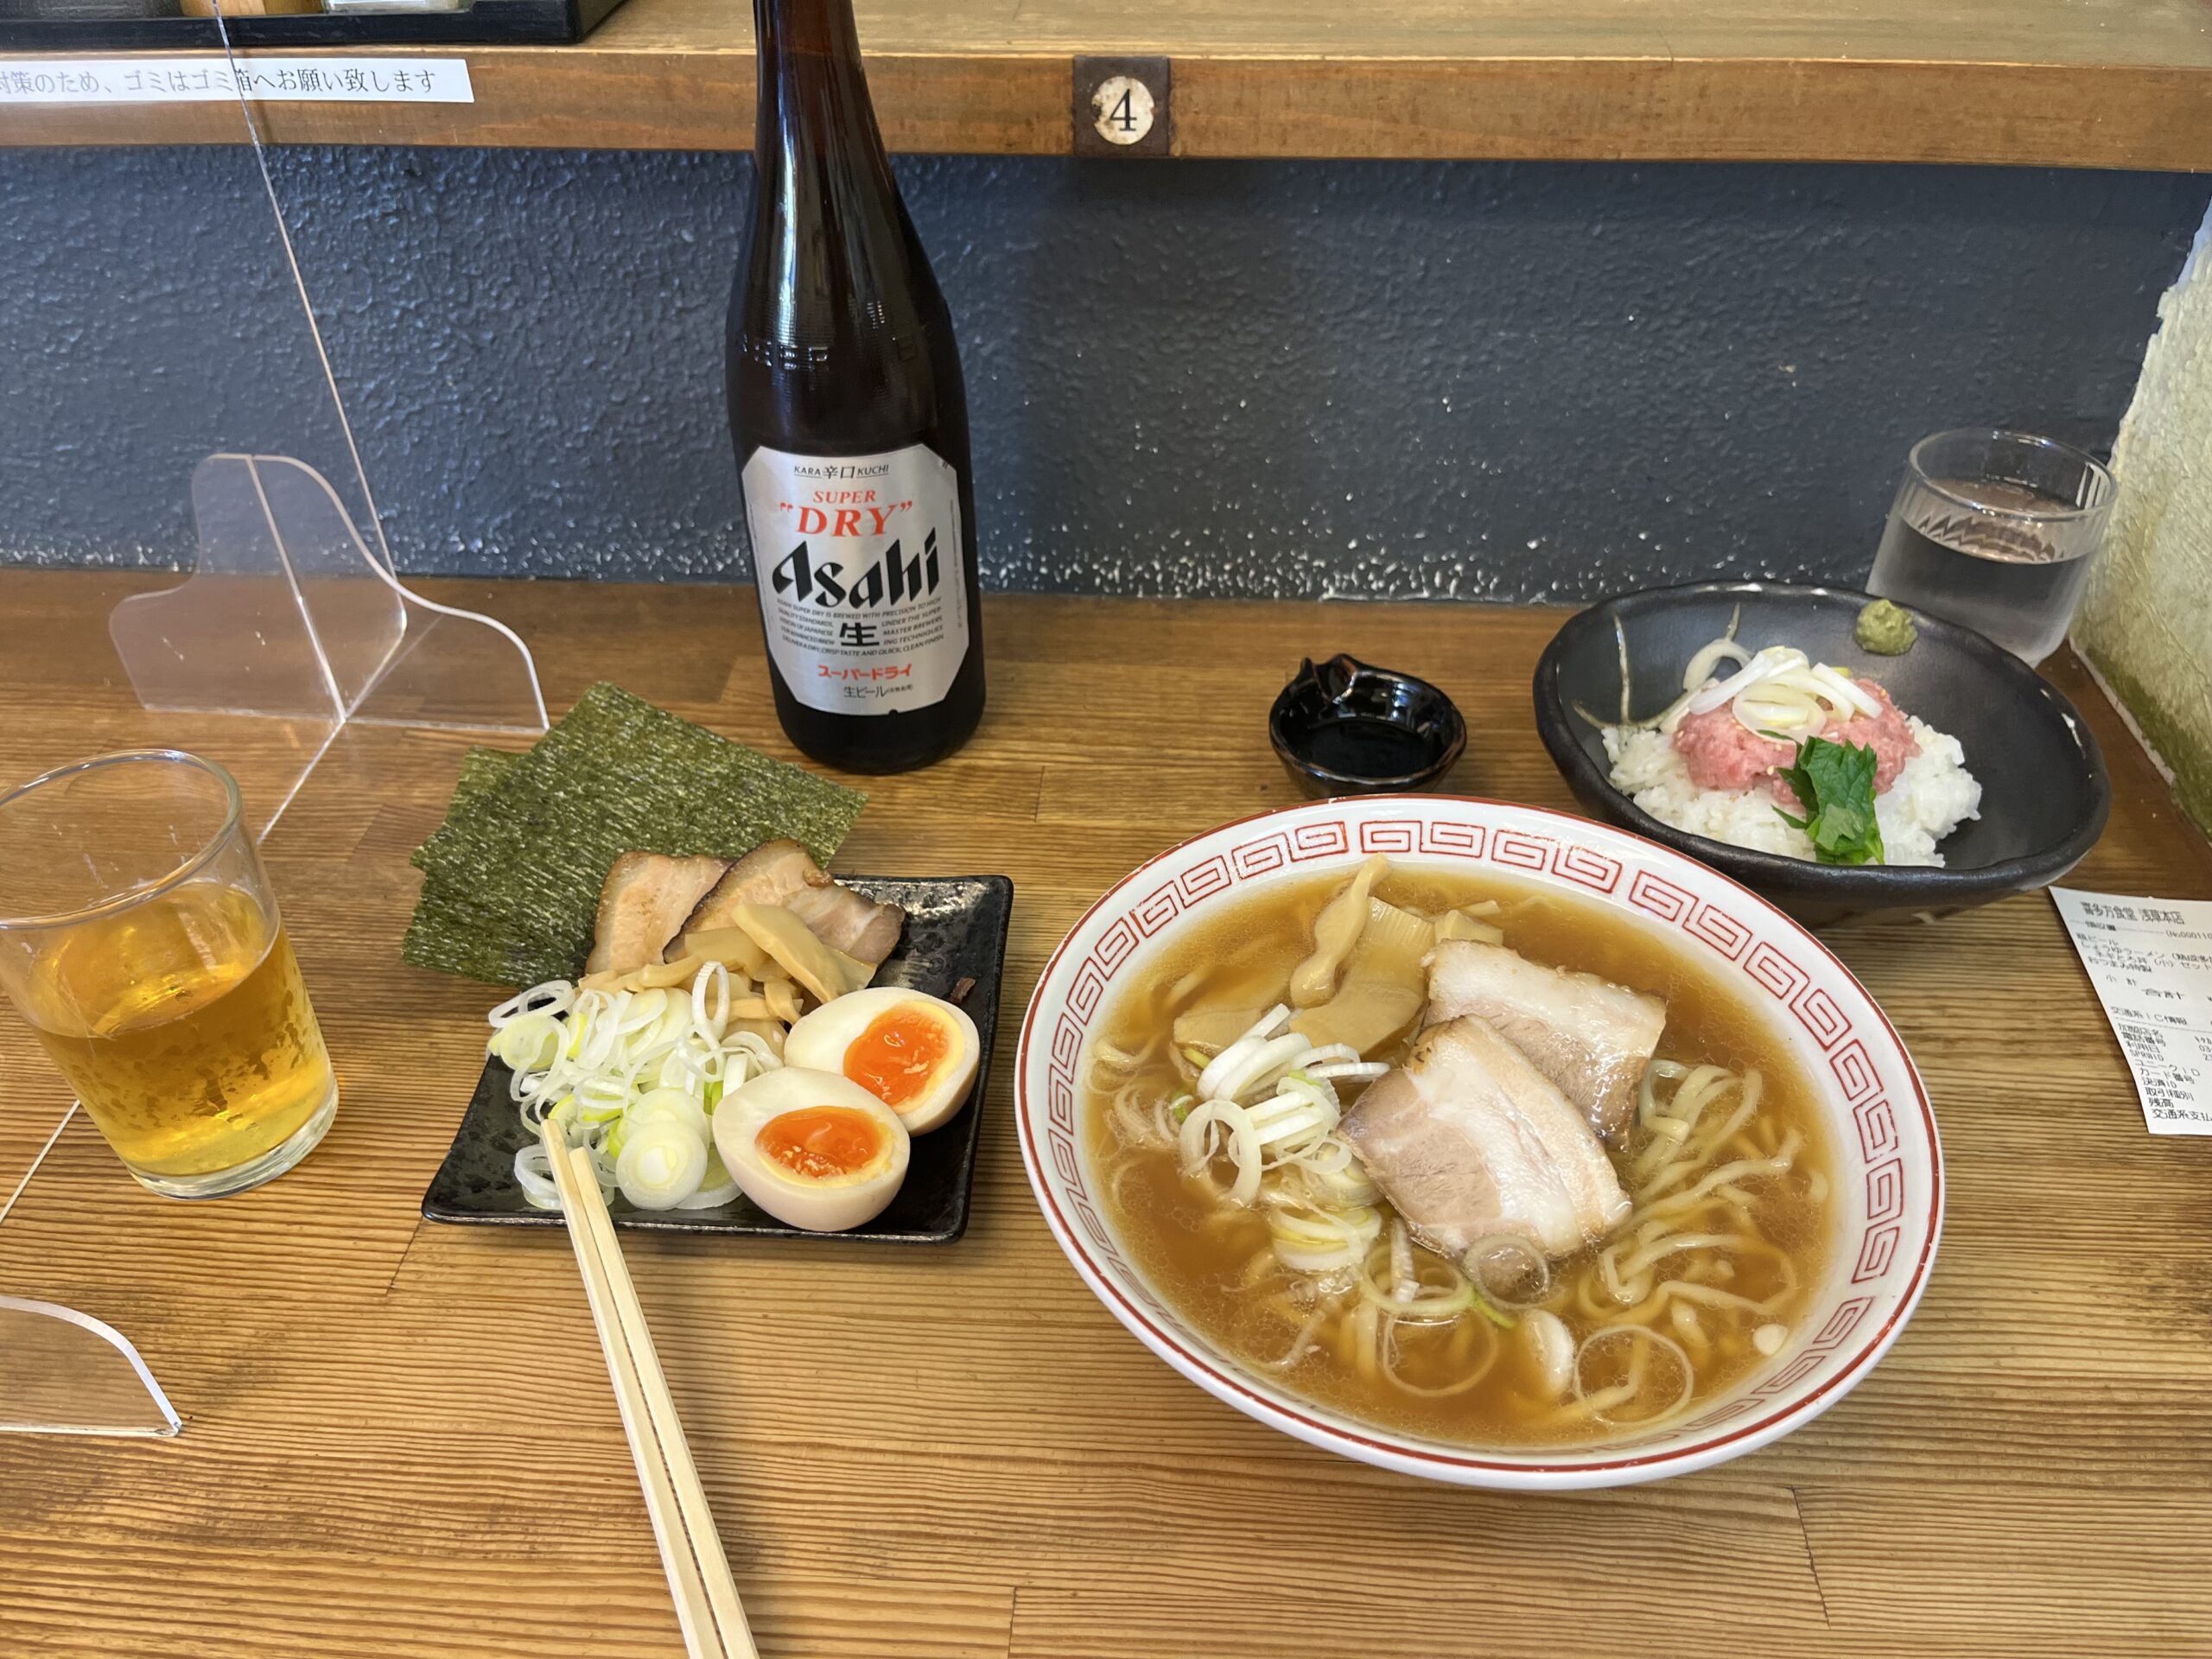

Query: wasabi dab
left=1854, top=599, right=1918, bottom=656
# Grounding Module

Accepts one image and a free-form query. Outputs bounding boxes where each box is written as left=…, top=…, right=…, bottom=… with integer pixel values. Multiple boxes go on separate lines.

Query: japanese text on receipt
left=2053, top=887, right=2212, bottom=1135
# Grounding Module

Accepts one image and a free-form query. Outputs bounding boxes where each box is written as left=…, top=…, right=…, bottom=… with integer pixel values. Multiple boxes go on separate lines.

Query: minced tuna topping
left=1671, top=678, right=1920, bottom=802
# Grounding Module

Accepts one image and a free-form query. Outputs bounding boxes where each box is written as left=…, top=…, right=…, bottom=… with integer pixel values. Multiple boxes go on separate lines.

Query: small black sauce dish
left=1270, top=654, right=1466, bottom=798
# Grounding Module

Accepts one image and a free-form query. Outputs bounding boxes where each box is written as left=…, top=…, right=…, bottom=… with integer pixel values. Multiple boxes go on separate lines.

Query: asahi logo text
left=742, top=441, right=967, bottom=715
left=771, top=530, right=941, bottom=611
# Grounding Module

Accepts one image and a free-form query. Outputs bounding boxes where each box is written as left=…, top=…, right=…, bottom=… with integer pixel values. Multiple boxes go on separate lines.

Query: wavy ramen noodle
left=1083, top=864, right=1834, bottom=1449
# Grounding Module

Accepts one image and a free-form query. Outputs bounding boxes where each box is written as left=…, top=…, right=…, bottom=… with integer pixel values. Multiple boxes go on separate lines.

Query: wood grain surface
left=1, top=569, right=2209, bottom=1657
left=6, top=0, right=2212, bottom=169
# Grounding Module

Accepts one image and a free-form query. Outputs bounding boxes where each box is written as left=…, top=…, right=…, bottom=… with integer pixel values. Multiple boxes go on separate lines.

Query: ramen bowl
left=1015, top=795, right=1942, bottom=1491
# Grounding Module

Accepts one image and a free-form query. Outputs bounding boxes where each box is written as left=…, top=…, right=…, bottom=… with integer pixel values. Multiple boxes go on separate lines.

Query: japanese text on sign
left=0, top=57, right=474, bottom=105
left=2052, top=887, right=2212, bottom=1136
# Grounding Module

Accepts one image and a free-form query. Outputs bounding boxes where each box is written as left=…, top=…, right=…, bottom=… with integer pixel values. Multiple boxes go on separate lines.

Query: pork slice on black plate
left=584, top=852, right=733, bottom=976
left=680, top=837, right=906, bottom=966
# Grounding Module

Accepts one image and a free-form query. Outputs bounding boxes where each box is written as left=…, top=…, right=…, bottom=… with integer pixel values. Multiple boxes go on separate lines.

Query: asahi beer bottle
left=727, top=0, right=985, bottom=773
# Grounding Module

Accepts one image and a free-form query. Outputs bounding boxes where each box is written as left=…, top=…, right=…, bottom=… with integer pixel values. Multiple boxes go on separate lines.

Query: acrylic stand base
left=0, top=1298, right=182, bottom=1439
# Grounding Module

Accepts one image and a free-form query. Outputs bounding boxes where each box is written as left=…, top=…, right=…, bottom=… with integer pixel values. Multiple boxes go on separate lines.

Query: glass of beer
left=0, top=751, right=337, bottom=1199
left=1867, top=429, right=2117, bottom=665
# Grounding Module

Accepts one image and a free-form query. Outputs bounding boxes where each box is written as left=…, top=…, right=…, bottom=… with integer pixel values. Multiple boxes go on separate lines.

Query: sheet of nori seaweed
left=402, top=683, right=866, bottom=986
left=404, top=747, right=532, bottom=978
left=410, top=746, right=524, bottom=874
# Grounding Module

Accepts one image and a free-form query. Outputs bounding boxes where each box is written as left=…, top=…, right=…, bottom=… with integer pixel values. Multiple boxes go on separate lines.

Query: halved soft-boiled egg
left=714, top=1068, right=911, bottom=1232
left=781, top=986, right=979, bottom=1135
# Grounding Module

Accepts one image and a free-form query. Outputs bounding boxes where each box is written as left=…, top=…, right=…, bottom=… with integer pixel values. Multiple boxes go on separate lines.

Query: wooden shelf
left=11, top=0, right=2212, bottom=168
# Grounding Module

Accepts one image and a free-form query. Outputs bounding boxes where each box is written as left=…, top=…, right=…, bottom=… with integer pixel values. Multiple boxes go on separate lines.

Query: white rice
left=1602, top=715, right=1981, bottom=868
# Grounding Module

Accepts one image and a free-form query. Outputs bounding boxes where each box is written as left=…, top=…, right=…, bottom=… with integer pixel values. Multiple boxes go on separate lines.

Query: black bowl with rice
left=1533, top=581, right=2110, bottom=925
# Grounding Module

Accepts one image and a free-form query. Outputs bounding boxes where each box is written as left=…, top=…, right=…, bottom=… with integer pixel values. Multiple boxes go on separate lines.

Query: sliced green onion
left=490, top=1010, right=563, bottom=1073
left=487, top=963, right=784, bottom=1213
left=676, top=1150, right=741, bottom=1210
left=627, top=1086, right=708, bottom=1141
left=1469, top=1283, right=1518, bottom=1331
left=615, top=1118, right=709, bottom=1210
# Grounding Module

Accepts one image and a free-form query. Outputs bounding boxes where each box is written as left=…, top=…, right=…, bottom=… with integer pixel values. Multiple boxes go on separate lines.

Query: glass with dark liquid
left=1867, top=429, right=2116, bottom=664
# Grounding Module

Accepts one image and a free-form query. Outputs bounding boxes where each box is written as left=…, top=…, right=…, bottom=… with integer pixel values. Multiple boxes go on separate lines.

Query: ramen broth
left=1084, top=867, right=1834, bottom=1448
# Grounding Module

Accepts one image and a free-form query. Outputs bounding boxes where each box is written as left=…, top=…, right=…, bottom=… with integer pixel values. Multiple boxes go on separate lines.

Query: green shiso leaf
left=1773, top=734, right=1885, bottom=867
left=402, top=683, right=866, bottom=986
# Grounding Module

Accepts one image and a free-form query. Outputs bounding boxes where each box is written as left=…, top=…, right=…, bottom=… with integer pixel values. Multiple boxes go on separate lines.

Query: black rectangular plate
left=421, top=874, right=1013, bottom=1243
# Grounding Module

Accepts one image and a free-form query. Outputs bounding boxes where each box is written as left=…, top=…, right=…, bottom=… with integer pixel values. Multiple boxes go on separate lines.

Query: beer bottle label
left=741, top=442, right=969, bottom=716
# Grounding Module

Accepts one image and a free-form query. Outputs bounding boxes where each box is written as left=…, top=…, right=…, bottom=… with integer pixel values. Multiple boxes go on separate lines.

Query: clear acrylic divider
left=1, top=3, right=541, bottom=1433
left=109, top=449, right=548, bottom=801
left=110, top=454, right=391, bottom=728
left=253, top=452, right=548, bottom=734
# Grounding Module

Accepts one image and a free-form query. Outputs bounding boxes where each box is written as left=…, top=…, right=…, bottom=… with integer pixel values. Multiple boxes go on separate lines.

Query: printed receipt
left=2052, top=887, right=2212, bottom=1136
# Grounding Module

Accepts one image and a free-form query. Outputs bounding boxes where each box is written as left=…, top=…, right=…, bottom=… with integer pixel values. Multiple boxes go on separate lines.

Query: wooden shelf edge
left=9, top=51, right=2212, bottom=170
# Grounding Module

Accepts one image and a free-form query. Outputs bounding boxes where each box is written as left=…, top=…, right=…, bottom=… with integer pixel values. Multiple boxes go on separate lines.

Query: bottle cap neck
left=753, top=0, right=887, bottom=165
left=755, top=0, right=862, bottom=68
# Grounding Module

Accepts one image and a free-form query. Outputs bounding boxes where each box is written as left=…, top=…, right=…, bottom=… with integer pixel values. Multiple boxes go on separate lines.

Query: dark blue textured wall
left=1, top=147, right=2203, bottom=601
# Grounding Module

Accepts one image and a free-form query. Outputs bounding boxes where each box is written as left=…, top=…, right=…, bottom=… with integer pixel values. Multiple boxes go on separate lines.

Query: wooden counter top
left=7, top=0, right=2212, bottom=170
left=2, top=569, right=2209, bottom=1657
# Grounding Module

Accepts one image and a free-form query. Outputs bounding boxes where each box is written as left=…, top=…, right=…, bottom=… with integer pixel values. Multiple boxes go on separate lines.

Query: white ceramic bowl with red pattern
left=1014, top=795, right=1942, bottom=1490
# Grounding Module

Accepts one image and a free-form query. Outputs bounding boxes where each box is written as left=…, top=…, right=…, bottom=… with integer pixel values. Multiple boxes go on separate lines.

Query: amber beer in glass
left=727, top=0, right=986, bottom=773
left=0, top=752, right=337, bottom=1198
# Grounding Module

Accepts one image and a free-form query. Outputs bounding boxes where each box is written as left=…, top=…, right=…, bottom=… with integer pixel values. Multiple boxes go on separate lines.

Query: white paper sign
left=0, top=57, right=473, bottom=105
left=2052, top=887, right=2212, bottom=1135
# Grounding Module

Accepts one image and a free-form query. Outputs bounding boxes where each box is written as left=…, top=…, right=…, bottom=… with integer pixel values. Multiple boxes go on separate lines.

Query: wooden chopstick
left=540, top=1126, right=718, bottom=1656
left=541, top=1123, right=759, bottom=1659
left=562, top=1142, right=758, bottom=1659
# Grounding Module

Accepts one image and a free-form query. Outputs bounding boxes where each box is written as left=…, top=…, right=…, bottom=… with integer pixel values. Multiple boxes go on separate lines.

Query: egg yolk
left=842, top=1006, right=950, bottom=1108
left=756, top=1106, right=885, bottom=1181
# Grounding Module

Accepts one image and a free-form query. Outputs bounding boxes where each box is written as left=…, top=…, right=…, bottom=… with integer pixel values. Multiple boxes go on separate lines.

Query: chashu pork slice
left=1425, top=939, right=1665, bottom=1142
left=681, top=838, right=906, bottom=967
left=1341, top=1015, right=1630, bottom=1259
left=585, top=853, right=733, bottom=976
